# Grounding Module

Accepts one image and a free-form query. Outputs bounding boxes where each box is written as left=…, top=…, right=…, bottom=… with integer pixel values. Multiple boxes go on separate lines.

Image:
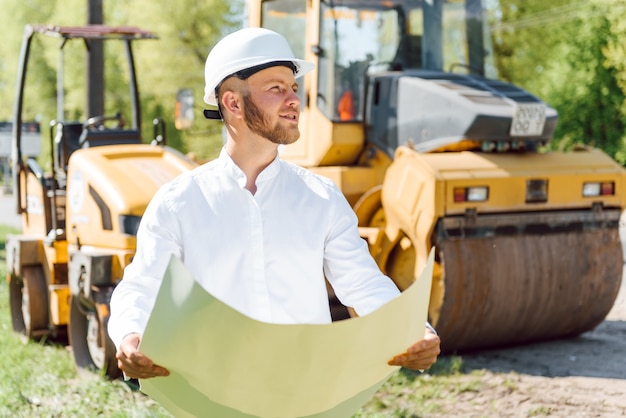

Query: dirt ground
left=433, top=274, right=626, bottom=417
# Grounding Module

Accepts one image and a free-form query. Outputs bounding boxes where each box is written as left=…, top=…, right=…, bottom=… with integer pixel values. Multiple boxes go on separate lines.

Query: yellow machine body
left=9, top=144, right=194, bottom=326
left=249, top=0, right=625, bottom=352
left=6, top=25, right=197, bottom=377
left=65, top=144, right=193, bottom=255
left=382, top=147, right=625, bottom=350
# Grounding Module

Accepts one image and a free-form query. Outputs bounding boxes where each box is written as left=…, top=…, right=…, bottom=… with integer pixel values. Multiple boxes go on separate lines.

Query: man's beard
left=243, top=94, right=300, bottom=145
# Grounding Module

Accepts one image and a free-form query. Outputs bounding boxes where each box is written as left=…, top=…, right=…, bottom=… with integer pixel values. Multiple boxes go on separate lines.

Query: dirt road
left=434, top=275, right=626, bottom=417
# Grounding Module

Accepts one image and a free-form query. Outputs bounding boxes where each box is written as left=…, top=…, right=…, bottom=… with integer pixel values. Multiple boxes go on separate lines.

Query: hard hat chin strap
left=203, top=109, right=222, bottom=120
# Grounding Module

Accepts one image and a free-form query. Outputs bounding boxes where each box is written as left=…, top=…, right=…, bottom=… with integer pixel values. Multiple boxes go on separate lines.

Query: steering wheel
left=82, top=112, right=125, bottom=131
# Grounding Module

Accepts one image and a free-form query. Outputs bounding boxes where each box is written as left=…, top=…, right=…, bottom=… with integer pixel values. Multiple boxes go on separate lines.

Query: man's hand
left=387, top=327, right=441, bottom=371
left=116, top=333, right=170, bottom=379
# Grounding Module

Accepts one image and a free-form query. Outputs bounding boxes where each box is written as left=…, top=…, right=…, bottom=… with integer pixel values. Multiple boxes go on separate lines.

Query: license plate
left=510, top=103, right=546, bottom=136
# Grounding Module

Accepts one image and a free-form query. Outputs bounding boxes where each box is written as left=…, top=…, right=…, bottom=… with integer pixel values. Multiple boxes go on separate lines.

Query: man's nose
left=287, top=89, right=300, bottom=107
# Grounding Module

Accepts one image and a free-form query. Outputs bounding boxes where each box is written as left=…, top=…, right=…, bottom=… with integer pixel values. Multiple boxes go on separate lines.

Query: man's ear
left=221, top=91, right=243, bottom=118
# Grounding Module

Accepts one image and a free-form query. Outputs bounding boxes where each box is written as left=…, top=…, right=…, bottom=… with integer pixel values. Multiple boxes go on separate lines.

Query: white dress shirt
left=108, top=148, right=400, bottom=348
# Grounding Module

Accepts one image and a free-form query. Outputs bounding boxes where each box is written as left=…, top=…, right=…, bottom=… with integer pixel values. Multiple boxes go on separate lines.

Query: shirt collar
left=218, top=147, right=281, bottom=189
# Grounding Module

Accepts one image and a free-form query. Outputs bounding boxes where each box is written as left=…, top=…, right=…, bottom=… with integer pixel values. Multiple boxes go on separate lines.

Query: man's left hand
left=388, top=327, right=441, bottom=371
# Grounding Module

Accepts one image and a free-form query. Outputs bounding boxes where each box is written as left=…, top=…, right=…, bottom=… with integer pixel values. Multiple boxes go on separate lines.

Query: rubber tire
left=68, top=295, right=121, bottom=379
left=9, top=266, right=49, bottom=340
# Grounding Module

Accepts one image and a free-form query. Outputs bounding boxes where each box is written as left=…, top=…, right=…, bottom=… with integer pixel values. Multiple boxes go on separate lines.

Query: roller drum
left=433, top=210, right=623, bottom=353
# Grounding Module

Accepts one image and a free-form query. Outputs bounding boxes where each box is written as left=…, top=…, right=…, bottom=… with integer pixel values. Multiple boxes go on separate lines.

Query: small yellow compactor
left=248, top=0, right=625, bottom=352
left=6, top=25, right=196, bottom=378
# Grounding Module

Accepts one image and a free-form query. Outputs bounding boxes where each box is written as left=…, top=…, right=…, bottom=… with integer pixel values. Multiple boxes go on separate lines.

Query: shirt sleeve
left=107, top=186, right=183, bottom=349
left=322, top=185, right=400, bottom=316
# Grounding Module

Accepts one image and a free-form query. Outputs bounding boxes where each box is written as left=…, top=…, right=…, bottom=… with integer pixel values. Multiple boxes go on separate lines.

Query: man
left=108, top=27, right=440, bottom=380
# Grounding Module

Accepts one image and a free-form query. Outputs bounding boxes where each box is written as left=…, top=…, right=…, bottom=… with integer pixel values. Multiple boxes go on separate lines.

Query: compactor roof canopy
left=26, top=24, right=158, bottom=40
left=12, top=23, right=157, bottom=168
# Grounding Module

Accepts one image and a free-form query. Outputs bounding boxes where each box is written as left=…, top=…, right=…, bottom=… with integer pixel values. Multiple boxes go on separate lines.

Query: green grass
left=354, top=357, right=486, bottom=418
left=0, top=224, right=483, bottom=417
left=0, top=225, right=171, bottom=417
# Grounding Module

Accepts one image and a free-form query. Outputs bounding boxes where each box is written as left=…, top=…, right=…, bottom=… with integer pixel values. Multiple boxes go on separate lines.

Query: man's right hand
left=116, top=333, right=170, bottom=379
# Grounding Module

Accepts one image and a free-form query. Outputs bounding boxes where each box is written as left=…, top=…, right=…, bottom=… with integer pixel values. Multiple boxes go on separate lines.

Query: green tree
left=0, top=0, right=244, bottom=163
left=489, top=0, right=626, bottom=162
left=602, top=1, right=626, bottom=164
left=0, top=1, right=58, bottom=122
left=109, top=0, right=244, bottom=159
left=546, top=5, right=626, bottom=159
left=489, top=0, right=573, bottom=96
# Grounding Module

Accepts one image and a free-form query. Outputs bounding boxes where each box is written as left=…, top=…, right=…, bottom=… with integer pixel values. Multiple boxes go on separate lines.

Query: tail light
left=454, top=186, right=489, bottom=202
left=582, top=182, right=614, bottom=197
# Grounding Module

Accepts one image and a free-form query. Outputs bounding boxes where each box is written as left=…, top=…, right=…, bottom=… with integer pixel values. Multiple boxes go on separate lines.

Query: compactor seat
left=55, top=123, right=142, bottom=189
left=79, top=128, right=142, bottom=149
left=56, top=122, right=83, bottom=175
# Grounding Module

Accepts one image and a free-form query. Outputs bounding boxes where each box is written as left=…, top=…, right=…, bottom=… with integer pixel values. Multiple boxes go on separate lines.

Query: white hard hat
left=203, top=27, right=315, bottom=107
